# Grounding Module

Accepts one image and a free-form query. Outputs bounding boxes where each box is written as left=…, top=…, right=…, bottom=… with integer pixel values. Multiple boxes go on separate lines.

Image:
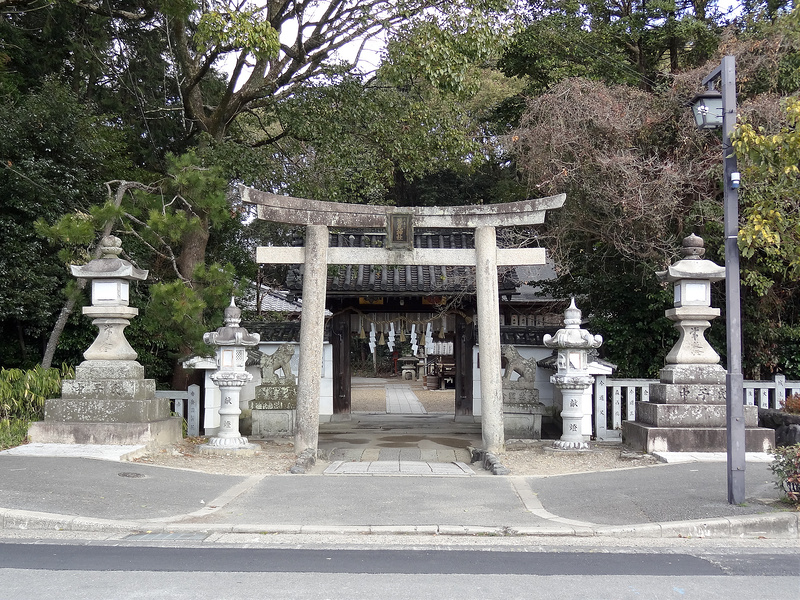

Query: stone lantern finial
left=224, top=296, right=242, bottom=327
left=681, top=233, right=705, bottom=260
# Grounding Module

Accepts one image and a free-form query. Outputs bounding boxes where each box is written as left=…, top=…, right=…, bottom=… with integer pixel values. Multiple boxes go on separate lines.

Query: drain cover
left=118, top=472, right=146, bottom=478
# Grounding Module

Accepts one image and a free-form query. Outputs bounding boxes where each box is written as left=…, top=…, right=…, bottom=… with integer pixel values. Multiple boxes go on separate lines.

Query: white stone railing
left=592, top=374, right=800, bottom=441
left=155, top=384, right=200, bottom=436
left=743, top=374, right=800, bottom=410
left=593, top=376, right=654, bottom=441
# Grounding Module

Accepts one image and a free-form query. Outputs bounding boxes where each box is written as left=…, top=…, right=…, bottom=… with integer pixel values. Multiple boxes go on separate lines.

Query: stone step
left=622, top=421, right=775, bottom=453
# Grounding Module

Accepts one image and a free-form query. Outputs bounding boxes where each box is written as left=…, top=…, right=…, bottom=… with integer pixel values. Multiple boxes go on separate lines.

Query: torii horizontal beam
left=240, top=186, right=566, bottom=228
left=255, top=246, right=546, bottom=267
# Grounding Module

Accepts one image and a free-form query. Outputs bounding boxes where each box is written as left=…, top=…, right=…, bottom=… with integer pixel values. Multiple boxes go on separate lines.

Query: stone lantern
left=28, top=235, right=181, bottom=446
left=622, top=233, right=774, bottom=453
left=200, top=298, right=261, bottom=453
left=657, top=233, right=726, bottom=381
left=71, top=235, right=147, bottom=362
left=543, top=299, right=603, bottom=450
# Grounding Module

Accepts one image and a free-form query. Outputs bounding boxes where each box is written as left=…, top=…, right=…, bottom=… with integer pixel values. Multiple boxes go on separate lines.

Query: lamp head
left=689, top=89, right=723, bottom=129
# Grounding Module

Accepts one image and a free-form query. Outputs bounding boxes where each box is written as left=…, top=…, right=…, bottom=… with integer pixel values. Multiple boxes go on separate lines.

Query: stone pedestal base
left=197, top=442, right=261, bottom=456
left=623, top=371, right=775, bottom=453
left=552, top=439, right=591, bottom=451
left=27, top=417, right=181, bottom=447
left=31, top=359, right=180, bottom=447
left=622, top=421, right=775, bottom=453
left=503, top=389, right=542, bottom=439
left=250, top=383, right=297, bottom=436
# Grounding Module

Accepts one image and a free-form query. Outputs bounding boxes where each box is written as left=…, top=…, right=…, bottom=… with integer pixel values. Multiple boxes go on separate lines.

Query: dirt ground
left=133, top=381, right=659, bottom=476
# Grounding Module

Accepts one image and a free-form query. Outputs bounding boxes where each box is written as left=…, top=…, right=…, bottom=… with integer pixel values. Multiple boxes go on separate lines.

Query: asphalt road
left=1, top=542, right=797, bottom=600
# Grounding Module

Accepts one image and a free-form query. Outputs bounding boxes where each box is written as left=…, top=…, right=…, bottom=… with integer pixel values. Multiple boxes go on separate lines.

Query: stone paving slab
left=385, top=384, right=427, bottom=414
left=654, top=451, right=774, bottom=464
left=324, top=461, right=474, bottom=476
left=0, top=443, right=146, bottom=461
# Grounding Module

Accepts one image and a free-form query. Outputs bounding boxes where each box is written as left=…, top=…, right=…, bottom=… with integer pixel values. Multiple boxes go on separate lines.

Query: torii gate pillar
left=242, top=187, right=565, bottom=457
left=295, top=224, right=328, bottom=453
left=475, top=226, right=504, bottom=453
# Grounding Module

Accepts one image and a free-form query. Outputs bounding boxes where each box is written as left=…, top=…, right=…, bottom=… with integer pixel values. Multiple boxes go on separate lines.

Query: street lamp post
left=690, top=55, right=745, bottom=505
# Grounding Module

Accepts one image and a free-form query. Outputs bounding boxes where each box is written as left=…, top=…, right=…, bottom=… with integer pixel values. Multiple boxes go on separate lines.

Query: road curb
left=2, top=508, right=797, bottom=539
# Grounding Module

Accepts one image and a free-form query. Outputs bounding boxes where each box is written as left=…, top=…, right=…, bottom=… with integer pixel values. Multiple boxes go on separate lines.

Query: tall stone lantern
left=200, top=298, right=261, bottom=453
left=544, top=299, right=603, bottom=450
left=28, top=235, right=181, bottom=446
left=658, top=233, right=726, bottom=382
left=622, top=234, right=774, bottom=453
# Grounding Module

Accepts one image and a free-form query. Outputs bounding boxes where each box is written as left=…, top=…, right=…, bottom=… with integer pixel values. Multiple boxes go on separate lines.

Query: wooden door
left=332, top=311, right=351, bottom=415
left=454, top=314, right=474, bottom=416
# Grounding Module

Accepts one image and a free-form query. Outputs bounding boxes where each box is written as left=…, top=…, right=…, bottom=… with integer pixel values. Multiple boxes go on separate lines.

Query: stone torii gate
left=241, top=186, right=565, bottom=455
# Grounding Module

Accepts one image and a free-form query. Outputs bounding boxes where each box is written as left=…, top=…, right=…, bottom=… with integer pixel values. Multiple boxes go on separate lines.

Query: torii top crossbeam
left=240, top=187, right=565, bottom=228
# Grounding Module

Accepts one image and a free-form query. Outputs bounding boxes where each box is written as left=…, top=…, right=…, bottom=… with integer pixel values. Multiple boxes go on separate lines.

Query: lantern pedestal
left=551, top=375, right=594, bottom=450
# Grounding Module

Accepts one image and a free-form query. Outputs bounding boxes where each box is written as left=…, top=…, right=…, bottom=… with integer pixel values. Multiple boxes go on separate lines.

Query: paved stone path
left=323, top=460, right=474, bottom=476
left=385, top=383, right=426, bottom=414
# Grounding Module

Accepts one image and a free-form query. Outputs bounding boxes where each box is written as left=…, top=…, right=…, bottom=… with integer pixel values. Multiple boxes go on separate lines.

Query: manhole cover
left=118, top=472, right=147, bottom=479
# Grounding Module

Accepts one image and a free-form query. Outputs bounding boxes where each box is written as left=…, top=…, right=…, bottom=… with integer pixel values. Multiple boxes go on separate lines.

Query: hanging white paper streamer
left=369, top=322, right=377, bottom=354
left=387, top=322, right=395, bottom=351
left=425, top=322, right=434, bottom=355
left=410, top=324, right=418, bottom=356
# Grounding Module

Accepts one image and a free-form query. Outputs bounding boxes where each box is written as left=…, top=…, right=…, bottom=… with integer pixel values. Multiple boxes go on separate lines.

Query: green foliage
left=733, top=96, right=800, bottom=293
left=0, top=79, right=128, bottom=367
left=501, top=0, right=722, bottom=93
left=769, top=444, right=800, bottom=505
left=0, top=364, right=73, bottom=423
left=0, top=365, right=73, bottom=449
left=381, top=4, right=514, bottom=95
left=195, top=7, right=279, bottom=61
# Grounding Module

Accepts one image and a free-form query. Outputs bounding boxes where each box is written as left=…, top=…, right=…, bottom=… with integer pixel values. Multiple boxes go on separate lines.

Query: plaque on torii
left=241, top=186, right=566, bottom=456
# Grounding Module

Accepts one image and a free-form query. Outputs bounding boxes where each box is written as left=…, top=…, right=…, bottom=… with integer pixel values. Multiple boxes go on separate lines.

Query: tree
left=0, top=80, right=128, bottom=368
left=499, top=0, right=724, bottom=93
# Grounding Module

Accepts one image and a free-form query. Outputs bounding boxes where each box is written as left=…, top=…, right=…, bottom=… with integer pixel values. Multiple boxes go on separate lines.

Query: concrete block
left=251, top=409, right=295, bottom=436
left=503, top=412, right=542, bottom=439
left=659, top=364, right=726, bottom=385
left=43, top=397, right=170, bottom=423
left=74, top=360, right=144, bottom=380
left=61, top=378, right=155, bottom=401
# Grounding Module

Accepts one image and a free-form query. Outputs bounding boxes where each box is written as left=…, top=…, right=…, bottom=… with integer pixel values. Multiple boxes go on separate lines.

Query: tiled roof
left=286, top=229, right=519, bottom=296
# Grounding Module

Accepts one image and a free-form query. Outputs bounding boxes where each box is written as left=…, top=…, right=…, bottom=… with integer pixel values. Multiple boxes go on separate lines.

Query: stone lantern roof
left=203, top=298, right=261, bottom=347
left=656, top=234, right=725, bottom=283
left=70, top=235, right=148, bottom=281
left=543, top=298, right=603, bottom=350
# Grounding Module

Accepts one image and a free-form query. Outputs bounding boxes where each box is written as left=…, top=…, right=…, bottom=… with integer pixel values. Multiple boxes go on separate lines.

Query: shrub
left=0, top=364, right=74, bottom=449
left=769, top=444, right=800, bottom=506
left=781, top=393, right=800, bottom=414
